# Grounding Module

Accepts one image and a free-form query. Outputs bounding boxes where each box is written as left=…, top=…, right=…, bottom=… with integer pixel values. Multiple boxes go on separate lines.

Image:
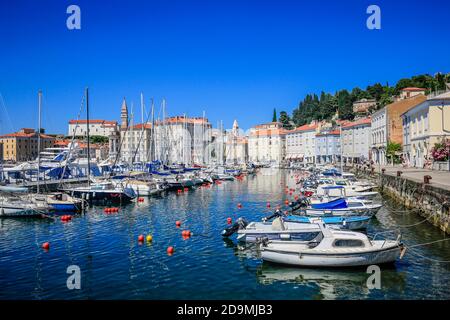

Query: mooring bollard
left=381, top=168, right=386, bottom=174
left=397, top=170, right=403, bottom=177
left=424, top=175, right=432, bottom=184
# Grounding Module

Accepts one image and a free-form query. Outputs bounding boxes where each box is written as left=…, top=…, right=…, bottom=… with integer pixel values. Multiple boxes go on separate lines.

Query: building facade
left=225, top=120, right=248, bottom=165
left=285, top=122, right=318, bottom=164
left=248, top=122, right=286, bottom=164
left=0, top=128, right=55, bottom=162
left=342, top=118, right=371, bottom=164
left=315, top=129, right=341, bottom=164
left=402, top=91, right=450, bottom=168
left=371, top=107, right=387, bottom=165
left=68, top=119, right=118, bottom=137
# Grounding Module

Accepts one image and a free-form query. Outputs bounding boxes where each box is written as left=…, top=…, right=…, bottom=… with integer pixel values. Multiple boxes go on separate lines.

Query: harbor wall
left=353, top=168, right=450, bottom=234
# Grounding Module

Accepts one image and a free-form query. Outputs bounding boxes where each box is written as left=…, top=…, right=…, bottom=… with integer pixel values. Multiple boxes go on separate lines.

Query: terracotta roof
left=250, top=128, right=287, bottom=137
left=287, top=123, right=318, bottom=133
left=401, top=87, right=426, bottom=92
left=69, top=120, right=117, bottom=125
left=0, top=132, right=55, bottom=139
left=341, top=117, right=371, bottom=129
left=132, top=123, right=152, bottom=130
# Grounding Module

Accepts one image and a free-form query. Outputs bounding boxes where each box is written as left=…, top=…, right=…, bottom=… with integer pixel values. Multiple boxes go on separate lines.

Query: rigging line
left=0, top=93, right=14, bottom=134
left=131, top=100, right=153, bottom=165
left=404, top=246, right=450, bottom=264
left=406, top=237, right=450, bottom=249
left=58, top=93, right=86, bottom=188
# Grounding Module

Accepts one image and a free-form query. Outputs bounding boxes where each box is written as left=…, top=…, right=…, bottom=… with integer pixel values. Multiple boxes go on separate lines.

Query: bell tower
left=120, top=97, right=128, bottom=129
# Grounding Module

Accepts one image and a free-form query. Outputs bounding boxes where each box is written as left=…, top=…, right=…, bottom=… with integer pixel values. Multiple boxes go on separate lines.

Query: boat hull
left=262, top=246, right=401, bottom=267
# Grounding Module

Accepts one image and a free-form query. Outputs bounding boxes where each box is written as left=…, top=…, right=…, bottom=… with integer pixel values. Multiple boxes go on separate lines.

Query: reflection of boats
left=256, top=265, right=370, bottom=299
left=260, top=222, right=403, bottom=267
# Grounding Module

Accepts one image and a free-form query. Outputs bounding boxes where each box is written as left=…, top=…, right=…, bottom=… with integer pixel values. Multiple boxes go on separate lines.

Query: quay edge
left=351, top=167, right=450, bottom=234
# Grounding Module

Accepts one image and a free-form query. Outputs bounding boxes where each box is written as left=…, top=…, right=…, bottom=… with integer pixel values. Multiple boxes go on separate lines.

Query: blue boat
left=310, top=197, right=347, bottom=209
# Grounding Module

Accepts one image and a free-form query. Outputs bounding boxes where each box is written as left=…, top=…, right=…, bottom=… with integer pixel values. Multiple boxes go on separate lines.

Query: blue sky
left=1, top=0, right=450, bottom=134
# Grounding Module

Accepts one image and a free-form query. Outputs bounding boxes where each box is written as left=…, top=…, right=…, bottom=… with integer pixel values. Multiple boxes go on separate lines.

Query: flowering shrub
left=431, top=139, right=450, bottom=161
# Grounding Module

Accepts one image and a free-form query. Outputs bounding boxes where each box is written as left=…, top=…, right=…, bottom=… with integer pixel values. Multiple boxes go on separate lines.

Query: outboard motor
left=221, top=217, right=248, bottom=237
left=262, top=209, right=283, bottom=222
left=289, top=197, right=309, bottom=211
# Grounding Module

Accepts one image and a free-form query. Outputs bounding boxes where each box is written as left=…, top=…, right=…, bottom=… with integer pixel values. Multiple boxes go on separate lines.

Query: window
left=333, top=239, right=364, bottom=247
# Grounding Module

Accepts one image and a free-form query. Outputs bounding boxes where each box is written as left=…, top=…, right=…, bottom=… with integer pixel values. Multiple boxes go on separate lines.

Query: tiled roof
left=0, top=132, right=55, bottom=139
left=401, top=87, right=426, bottom=92
left=288, top=123, right=318, bottom=133
left=341, top=117, right=371, bottom=129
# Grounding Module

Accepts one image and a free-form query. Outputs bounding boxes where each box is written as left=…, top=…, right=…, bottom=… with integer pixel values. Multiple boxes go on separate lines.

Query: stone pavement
left=374, top=165, right=450, bottom=191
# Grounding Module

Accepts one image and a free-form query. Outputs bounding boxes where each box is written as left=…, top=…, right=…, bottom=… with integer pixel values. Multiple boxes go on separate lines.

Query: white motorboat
left=304, top=199, right=382, bottom=217
left=0, top=195, right=50, bottom=217
left=259, top=222, right=403, bottom=267
left=222, top=217, right=327, bottom=242
left=316, top=185, right=378, bottom=200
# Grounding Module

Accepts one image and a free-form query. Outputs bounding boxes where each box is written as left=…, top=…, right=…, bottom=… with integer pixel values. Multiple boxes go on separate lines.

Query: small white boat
left=0, top=195, right=50, bottom=217
left=304, top=200, right=382, bottom=217
left=222, top=217, right=326, bottom=242
left=259, top=222, right=403, bottom=267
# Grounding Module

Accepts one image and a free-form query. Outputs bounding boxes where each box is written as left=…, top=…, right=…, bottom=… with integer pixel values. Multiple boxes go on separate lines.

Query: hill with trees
left=277, top=72, right=450, bottom=127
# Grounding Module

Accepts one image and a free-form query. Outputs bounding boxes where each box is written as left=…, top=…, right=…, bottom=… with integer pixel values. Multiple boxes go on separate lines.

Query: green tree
left=272, top=108, right=277, bottom=122
left=386, top=141, right=402, bottom=164
left=279, top=111, right=293, bottom=129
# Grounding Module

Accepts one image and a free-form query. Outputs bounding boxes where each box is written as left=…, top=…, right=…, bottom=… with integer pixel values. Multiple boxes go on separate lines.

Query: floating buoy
left=266, top=202, right=271, bottom=208
left=146, top=235, right=153, bottom=242
left=184, top=187, right=189, bottom=192
left=294, top=195, right=298, bottom=200
left=227, top=217, right=232, bottom=224
left=237, top=203, right=242, bottom=209
left=176, top=220, right=181, bottom=227
left=42, top=242, right=50, bottom=250
left=138, top=235, right=144, bottom=242
left=285, top=200, right=289, bottom=205
left=138, top=197, right=144, bottom=202
left=167, top=246, right=174, bottom=254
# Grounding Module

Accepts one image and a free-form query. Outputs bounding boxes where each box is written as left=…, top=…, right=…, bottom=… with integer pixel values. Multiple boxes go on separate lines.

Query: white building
left=342, top=117, right=371, bottom=164
left=68, top=119, right=118, bottom=137
left=402, top=91, right=450, bottom=168
left=225, top=120, right=248, bottom=165
left=248, top=122, right=286, bottom=165
left=370, top=107, right=387, bottom=165
left=285, top=122, right=318, bottom=164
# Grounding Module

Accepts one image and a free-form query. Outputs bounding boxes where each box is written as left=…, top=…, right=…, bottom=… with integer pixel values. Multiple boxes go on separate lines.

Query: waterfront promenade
left=375, top=165, right=450, bottom=190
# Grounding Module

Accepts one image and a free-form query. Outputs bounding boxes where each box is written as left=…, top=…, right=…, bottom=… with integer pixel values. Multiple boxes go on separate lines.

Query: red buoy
left=176, top=220, right=181, bottom=227
left=42, top=242, right=50, bottom=250
left=237, top=203, right=242, bottom=209
left=266, top=202, right=271, bottom=208
left=138, top=235, right=144, bottom=242
left=167, top=246, right=174, bottom=254
left=227, top=217, right=232, bottom=224
left=285, top=200, right=289, bottom=205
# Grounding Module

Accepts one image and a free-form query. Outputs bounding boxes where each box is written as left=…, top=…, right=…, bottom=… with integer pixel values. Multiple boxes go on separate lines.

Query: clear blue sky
left=1, top=0, right=450, bottom=134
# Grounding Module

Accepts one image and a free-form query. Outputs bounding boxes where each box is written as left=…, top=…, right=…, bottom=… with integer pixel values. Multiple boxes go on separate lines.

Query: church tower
left=120, top=97, right=128, bottom=129
left=232, top=119, right=239, bottom=137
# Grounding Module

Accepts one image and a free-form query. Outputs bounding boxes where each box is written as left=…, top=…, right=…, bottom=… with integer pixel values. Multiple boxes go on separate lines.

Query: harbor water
left=1, top=170, right=450, bottom=300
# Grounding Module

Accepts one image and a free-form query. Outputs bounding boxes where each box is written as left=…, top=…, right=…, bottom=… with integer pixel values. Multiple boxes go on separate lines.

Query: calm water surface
left=1, top=170, right=450, bottom=299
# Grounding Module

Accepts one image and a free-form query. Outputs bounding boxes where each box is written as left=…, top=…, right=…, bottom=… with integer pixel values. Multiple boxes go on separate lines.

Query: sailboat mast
left=140, top=92, right=144, bottom=164
left=86, top=87, right=91, bottom=187
left=37, top=90, right=42, bottom=193
left=151, top=98, right=155, bottom=162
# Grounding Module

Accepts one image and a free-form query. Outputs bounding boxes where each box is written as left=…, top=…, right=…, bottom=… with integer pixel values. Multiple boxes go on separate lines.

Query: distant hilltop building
left=353, top=98, right=377, bottom=115
left=397, top=87, right=426, bottom=101
left=0, top=128, right=55, bottom=162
